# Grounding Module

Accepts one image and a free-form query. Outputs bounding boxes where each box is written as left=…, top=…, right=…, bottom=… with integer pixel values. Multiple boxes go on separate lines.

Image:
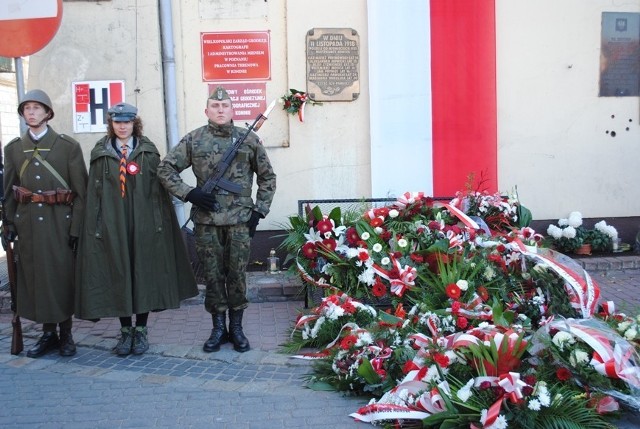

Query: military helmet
left=18, top=89, right=54, bottom=120
left=208, top=86, right=231, bottom=101
left=108, top=102, right=138, bottom=122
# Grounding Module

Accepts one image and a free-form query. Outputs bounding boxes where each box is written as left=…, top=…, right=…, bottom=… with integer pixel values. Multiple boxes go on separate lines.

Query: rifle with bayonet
left=182, top=99, right=276, bottom=228
left=1, top=197, right=23, bottom=355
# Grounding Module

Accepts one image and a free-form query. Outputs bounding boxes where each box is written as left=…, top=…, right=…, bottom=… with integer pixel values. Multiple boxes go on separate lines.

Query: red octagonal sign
left=0, top=0, right=63, bottom=58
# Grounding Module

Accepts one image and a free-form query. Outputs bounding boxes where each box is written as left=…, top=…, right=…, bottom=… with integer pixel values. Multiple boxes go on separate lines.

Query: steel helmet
left=18, top=89, right=54, bottom=120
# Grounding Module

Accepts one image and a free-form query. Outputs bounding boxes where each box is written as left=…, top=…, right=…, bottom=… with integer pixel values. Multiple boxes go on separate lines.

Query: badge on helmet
left=208, top=86, right=231, bottom=101
left=108, top=102, right=138, bottom=122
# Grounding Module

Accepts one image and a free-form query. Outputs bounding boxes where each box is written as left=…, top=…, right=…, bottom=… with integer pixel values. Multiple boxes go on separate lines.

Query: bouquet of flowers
left=546, top=211, right=587, bottom=253
left=280, top=88, right=321, bottom=122
left=280, top=189, right=640, bottom=428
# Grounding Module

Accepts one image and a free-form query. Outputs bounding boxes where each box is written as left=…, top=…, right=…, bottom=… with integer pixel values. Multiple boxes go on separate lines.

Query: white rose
left=456, top=280, right=469, bottom=291
left=389, top=209, right=399, bottom=218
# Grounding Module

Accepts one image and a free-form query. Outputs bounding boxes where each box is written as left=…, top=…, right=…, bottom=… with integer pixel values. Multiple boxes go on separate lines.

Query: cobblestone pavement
left=1, top=253, right=640, bottom=428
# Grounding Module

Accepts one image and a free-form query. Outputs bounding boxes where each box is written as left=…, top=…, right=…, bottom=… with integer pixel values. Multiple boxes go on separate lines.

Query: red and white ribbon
left=372, top=254, right=417, bottom=297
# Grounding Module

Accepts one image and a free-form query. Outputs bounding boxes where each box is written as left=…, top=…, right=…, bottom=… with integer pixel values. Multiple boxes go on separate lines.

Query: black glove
left=1, top=229, right=16, bottom=251
left=186, top=187, right=218, bottom=211
left=68, top=236, right=79, bottom=254
left=247, top=211, right=263, bottom=238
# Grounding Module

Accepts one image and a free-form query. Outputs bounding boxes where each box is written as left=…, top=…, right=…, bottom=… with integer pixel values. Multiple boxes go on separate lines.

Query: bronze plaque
left=306, top=28, right=360, bottom=101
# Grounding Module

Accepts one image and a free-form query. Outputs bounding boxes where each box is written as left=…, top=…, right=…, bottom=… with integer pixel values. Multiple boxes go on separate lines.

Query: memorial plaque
left=306, top=28, right=360, bottom=101
left=599, top=12, right=640, bottom=97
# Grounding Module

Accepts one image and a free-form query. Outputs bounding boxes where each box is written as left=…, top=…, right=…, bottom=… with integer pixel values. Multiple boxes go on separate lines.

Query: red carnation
left=556, top=367, right=572, bottom=381
left=319, top=238, right=337, bottom=252
left=340, top=334, right=358, bottom=350
left=477, top=286, right=489, bottom=302
left=445, top=283, right=461, bottom=300
left=341, top=301, right=356, bottom=314
left=301, top=242, right=318, bottom=259
left=433, top=353, right=450, bottom=368
left=451, top=300, right=461, bottom=315
left=456, top=316, right=469, bottom=329
left=316, top=218, right=333, bottom=235
left=372, top=280, right=387, bottom=297
left=345, top=227, right=360, bottom=245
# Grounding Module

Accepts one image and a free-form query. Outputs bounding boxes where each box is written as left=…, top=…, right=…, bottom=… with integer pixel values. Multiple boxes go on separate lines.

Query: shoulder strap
left=19, top=148, right=69, bottom=189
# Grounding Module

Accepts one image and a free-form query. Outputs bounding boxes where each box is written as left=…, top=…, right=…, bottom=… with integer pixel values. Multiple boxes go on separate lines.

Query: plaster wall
left=496, top=0, right=640, bottom=220
left=18, top=0, right=640, bottom=231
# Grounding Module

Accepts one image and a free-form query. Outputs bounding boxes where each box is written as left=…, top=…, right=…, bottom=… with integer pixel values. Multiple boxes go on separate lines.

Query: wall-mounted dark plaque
left=306, top=28, right=360, bottom=101
left=599, top=12, right=640, bottom=97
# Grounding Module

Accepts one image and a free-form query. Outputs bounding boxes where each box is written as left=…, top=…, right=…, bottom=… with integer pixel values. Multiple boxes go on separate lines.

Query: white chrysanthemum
left=326, top=304, right=345, bottom=320
left=381, top=256, right=390, bottom=265
left=617, top=321, right=631, bottom=332
left=528, top=399, right=541, bottom=411
left=558, top=218, right=568, bottom=227
left=356, top=332, right=373, bottom=346
left=546, top=224, right=562, bottom=239
left=456, top=279, right=469, bottom=291
left=574, top=350, right=589, bottom=365
left=552, top=331, right=575, bottom=351
left=493, top=415, right=508, bottom=429
left=561, top=226, right=577, bottom=239
left=372, top=243, right=383, bottom=253
left=360, top=231, right=370, bottom=240
left=389, top=209, right=399, bottom=218
left=567, top=211, right=583, bottom=228
left=358, top=267, right=375, bottom=285
left=397, top=238, right=408, bottom=248
left=624, top=328, right=637, bottom=340
left=456, top=379, right=474, bottom=402
left=310, top=316, right=325, bottom=338
left=484, top=265, right=496, bottom=280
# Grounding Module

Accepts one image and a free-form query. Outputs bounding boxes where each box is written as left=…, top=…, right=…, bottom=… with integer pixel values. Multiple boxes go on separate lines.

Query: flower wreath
left=280, top=88, right=321, bottom=122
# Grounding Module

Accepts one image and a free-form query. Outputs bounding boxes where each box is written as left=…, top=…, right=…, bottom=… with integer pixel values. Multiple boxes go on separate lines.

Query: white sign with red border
left=72, top=80, right=125, bottom=133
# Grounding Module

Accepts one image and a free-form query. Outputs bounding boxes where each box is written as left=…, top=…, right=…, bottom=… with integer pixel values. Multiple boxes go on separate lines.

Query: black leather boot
left=228, top=309, right=250, bottom=353
left=27, top=332, right=59, bottom=358
left=203, top=313, right=228, bottom=352
left=59, top=328, right=77, bottom=357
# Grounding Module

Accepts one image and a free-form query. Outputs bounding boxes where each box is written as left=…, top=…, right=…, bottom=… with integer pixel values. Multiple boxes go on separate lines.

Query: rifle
left=182, top=99, right=276, bottom=228
left=1, top=198, right=23, bottom=355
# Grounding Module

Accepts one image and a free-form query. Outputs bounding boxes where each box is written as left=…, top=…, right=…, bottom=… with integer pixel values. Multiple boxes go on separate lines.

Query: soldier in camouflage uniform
left=157, top=86, right=276, bottom=353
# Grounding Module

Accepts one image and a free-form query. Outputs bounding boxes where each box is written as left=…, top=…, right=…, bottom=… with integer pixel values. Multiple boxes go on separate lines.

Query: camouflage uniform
left=157, top=105, right=276, bottom=317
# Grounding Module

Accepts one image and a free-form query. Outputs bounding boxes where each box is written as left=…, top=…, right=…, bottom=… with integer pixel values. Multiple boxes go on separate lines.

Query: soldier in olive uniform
left=2, top=89, right=88, bottom=357
left=157, top=86, right=276, bottom=353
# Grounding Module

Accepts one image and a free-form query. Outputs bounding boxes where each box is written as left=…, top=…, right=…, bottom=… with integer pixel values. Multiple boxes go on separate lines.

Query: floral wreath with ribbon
left=280, top=88, right=322, bottom=122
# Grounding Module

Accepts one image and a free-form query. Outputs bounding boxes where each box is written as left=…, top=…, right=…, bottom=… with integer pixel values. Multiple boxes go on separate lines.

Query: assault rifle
left=1, top=197, right=23, bottom=355
left=183, top=99, right=276, bottom=228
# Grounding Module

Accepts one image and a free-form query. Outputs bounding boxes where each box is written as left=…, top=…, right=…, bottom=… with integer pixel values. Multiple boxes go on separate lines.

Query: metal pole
left=14, top=57, right=26, bottom=135
left=158, top=0, right=186, bottom=225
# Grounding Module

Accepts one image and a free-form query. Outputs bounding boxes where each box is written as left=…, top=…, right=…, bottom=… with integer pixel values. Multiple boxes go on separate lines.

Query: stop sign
left=0, top=0, right=63, bottom=58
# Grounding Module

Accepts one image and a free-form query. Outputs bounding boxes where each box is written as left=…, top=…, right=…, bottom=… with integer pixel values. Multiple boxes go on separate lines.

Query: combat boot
left=59, top=328, right=77, bottom=357
left=228, top=309, right=250, bottom=353
left=26, top=331, right=59, bottom=358
left=132, top=326, right=149, bottom=355
left=114, top=327, right=133, bottom=356
left=203, top=313, right=229, bottom=352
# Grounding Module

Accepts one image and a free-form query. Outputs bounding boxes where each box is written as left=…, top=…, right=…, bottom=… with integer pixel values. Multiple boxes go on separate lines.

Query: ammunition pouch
left=13, top=186, right=75, bottom=205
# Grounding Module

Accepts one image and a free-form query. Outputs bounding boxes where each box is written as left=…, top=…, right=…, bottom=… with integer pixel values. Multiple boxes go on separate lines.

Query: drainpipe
left=14, top=57, right=27, bottom=135
left=158, top=0, right=186, bottom=225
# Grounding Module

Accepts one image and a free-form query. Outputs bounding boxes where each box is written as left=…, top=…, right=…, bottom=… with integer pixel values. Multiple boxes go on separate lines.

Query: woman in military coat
left=75, top=102, right=197, bottom=356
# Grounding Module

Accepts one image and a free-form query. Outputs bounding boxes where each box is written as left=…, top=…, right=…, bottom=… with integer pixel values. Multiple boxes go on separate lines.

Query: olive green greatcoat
left=3, top=127, right=88, bottom=324
left=74, top=136, right=197, bottom=320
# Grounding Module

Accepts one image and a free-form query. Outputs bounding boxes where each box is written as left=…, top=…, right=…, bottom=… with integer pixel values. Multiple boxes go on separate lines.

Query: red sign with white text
left=207, top=82, right=268, bottom=122
left=201, top=31, right=270, bottom=81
